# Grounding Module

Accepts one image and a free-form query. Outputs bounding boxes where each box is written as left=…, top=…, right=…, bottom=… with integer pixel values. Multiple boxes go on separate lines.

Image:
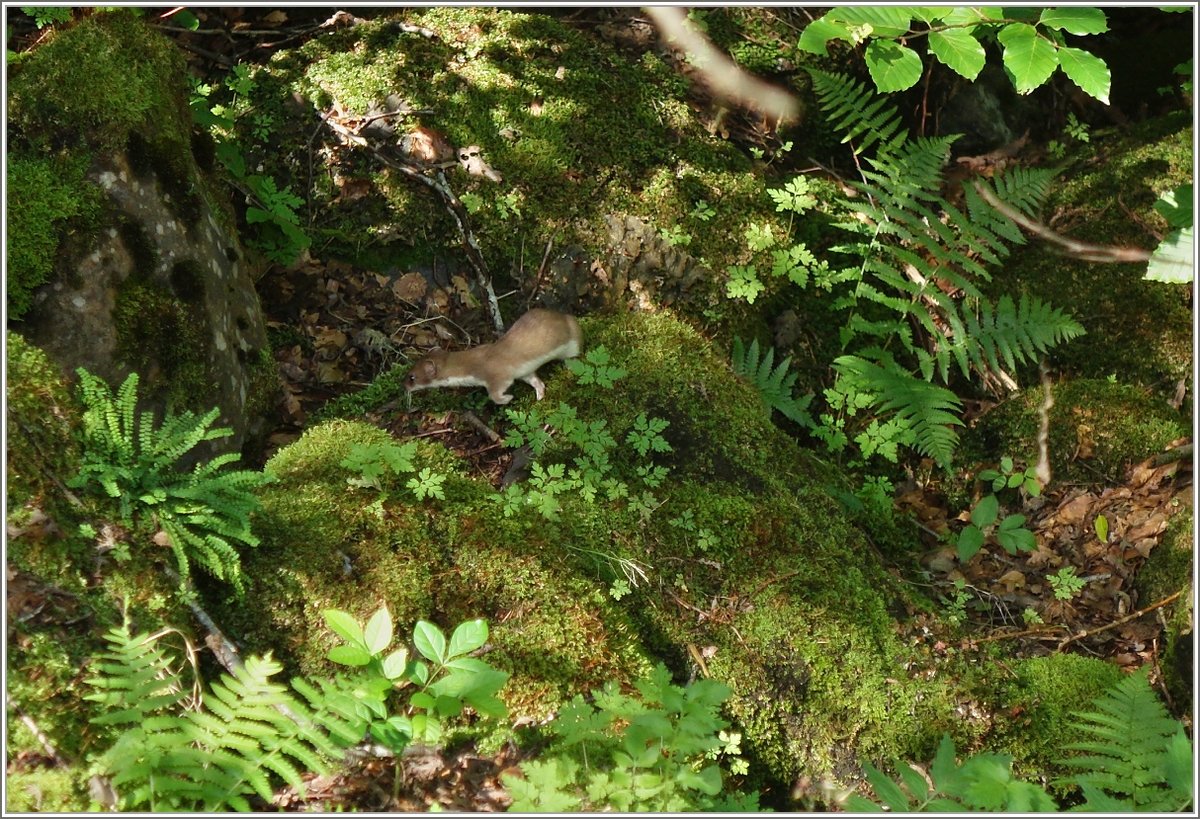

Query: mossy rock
left=226, top=310, right=1119, bottom=794
left=963, top=378, right=1188, bottom=485
left=1135, top=508, right=1193, bottom=716
left=997, top=112, right=1192, bottom=391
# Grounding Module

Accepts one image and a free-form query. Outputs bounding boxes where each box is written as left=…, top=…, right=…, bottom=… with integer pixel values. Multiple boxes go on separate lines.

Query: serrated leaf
left=928, top=29, right=986, bottom=80
left=1057, top=46, right=1110, bottom=104
left=970, top=494, right=999, bottom=527
left=381, top=648, right=408, bottom=679
left=363, top=607, right=393, bottom=655
left=1038, top=7, right=1108, bottom=35
left=1145, top=227, right=1194, bottom=284
left=413, top=621, right=447, bottom=663
left=999, top=24, right=1059, bottom=94
left=957, top=524, right=984, bottom=561
left=865, top=39, right=924, bottom=92
left=862, top=762, right=912, bottom=811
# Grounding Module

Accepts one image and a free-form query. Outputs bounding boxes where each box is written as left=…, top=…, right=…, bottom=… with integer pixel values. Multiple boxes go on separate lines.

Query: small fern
left=833, top=354, right=963, bottom=468
left=731, top=337, right=813, bottom=425
left=1057, top=666, right=1193, bottom=811
left=85, top=623, right=368, bottom=812
left=69, top=369, right=273, bottom=593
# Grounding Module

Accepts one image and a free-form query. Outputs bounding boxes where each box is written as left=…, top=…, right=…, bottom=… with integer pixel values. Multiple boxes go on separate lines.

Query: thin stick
left=1056, top=591, right=1183, bottom=650
left=973, top=181, right=1152, bottom=263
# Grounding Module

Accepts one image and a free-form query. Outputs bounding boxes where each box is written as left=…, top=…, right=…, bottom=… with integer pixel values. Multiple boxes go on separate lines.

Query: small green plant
left=1048, top=565, right=1086, bottom=601
left=322, top=607, right=508, bottom=752
left=658, top=224, right=692, bottom=247
left=495, top=190, right=523, bottom=220
left=690, top=200, right=716, bottom=221
left=956, top=458, right=1040, bottom=562
left=189, top=63, right=311, bottom=265
left=460, top=192, right=484, bottom=213
left=69, top=369, right=272, bottom=594
left=85, top=620, right=370, bottom=812
left=21, top=6, right=72, bottom=27
left=1056, top=666, right=1193, bottom=811
left=942, top=578, right=971, bottom=626
left=502, top=665, right=759, bottom=811
left=565, top=345, right=627, bottom=388
left=1063, top=112, right=1091, bottom=143
left=978, top=456, right=1042, bottom=496
left=731, top=337, right=813, bottom=426
left=340, top=440, right=445, bottom=503
left=1022, top=607, right=1044, bottom=625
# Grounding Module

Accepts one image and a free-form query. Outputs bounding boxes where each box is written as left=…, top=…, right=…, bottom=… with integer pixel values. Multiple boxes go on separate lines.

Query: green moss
left=5, top=332, right=81, bottom=509
left=245, top=8, right=776, bottom=290
left=6, top=153, right=103, bottom=319
left=8, top=12, right=191, bottom=155
left=998, top=113, right=1192, bottom=388
left=963, top=378, right=1188, bottom=485
left=995, top=653, right=1123, bottom=783
left=113, top=282, right=208, bottom=413
left=4, top=765, right=91, bottom=812
left=1135, top=508, right=1193, bottom=715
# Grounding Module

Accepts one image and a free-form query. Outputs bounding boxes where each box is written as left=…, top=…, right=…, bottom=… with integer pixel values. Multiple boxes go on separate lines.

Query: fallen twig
left=1056, top=591, right=1184, bottom=651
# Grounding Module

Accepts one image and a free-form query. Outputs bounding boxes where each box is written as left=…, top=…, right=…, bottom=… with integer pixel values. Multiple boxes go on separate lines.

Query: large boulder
left=7, top=13, right=276, bottom=452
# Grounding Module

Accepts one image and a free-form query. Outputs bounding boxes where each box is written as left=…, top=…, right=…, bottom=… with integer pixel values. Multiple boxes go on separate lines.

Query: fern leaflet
left=1057, top=666, right=1193, bottom=811
left=731, top=337, right=813, bottom=425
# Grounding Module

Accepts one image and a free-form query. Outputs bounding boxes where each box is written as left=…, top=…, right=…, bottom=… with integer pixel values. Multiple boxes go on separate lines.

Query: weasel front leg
left=522, top=374, right=546, bottom=400
left=488, top=377, right=516, bottom=405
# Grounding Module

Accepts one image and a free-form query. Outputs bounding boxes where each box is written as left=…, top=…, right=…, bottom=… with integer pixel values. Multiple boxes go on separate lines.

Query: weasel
left=405, top=309, right=581, bottom=405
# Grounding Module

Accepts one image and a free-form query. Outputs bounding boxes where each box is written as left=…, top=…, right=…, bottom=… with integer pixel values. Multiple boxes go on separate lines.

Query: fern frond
left=88, top=626, right=370, bottom=812
left=732, top=337, right=813, bottom=426
left=833, top=355, right=963, bottom=468
left=1057, top=667, right=1192, bottom=811
left=959, top=294, right=1086, bottom=380
left=807, top=68, right=906, bottom=156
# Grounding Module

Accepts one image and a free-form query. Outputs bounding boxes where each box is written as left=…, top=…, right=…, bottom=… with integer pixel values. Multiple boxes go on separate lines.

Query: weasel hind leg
left=522, top=374, right=546, bottom=400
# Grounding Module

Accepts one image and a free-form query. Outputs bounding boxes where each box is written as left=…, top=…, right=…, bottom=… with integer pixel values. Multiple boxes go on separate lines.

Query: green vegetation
left=848, top=668, right=1192, bottom=811
left=69, top=369, right=274, bottom=594
left=6, top=154, right=102, bottom=319
left=503, top=665, right=759, bottom=811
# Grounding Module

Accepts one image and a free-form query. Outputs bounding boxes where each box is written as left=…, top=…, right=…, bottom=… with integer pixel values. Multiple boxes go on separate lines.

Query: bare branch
left=644, top=7, right=801, bottom=124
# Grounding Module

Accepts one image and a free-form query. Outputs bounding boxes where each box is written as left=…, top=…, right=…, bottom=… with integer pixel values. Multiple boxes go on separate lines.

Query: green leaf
left=323, top=609, right=365, bottom=647
left=865, top=39, right=924, bottom=92
left=1145, top=227, right=1194, bottom=284
left=997, top=526, right=1036, bottom=554
left=957, top=524, right=984, bottom=561
left=798, top=17, right=856, bottom=56
left=939, top=7, right=1003, bottom=25
left=1038, top=7, right=1108, bottom=35
left=928, top=28, right=986, bottom=80
left=326, top=644, right=372, bottom=667
left=1153, top=184, right=1193, bottom=229
left=829, top=6, right=913, bottom=37
left=363, top=607, right=393, bottom=655
left=998, top=24, right=1059, bottom=94
left=862, top=762, right=911, bottom=811
left=381, top=648, right=408, bottom=680
left=1094, top=514, right=1109, bottom=543
left=413, top=621, right=447, bottom=663
left=1057, top=46, right=1111, bottom=104
left=447, top=619, right=488, bottom=658
left=970, top=494, right=999, bottom=527
left=410, top=691, right=437, bottom=711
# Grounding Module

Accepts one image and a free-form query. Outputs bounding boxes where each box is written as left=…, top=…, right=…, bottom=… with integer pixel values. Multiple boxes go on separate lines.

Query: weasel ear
left=420, top=359, right=439, bottom=378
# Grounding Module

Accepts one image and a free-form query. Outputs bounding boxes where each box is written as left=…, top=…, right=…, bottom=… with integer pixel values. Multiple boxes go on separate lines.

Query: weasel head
left=404, top=350, right=448, bottom=394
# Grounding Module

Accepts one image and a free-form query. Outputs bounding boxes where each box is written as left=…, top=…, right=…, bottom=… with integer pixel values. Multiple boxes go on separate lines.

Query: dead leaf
left=393, top=272, right=428, bottom=303
left=262, top=10, right=287, bottom=25
left=997, top=570, right=1026, bottom=593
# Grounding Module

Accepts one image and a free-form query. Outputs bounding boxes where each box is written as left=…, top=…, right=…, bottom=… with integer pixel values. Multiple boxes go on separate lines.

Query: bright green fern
left=85, top=622, right=369, bottom=812
left=69, top=368, right=273, bottom=593
left=805, top=69, right=1084, bottom=467
left=1057, top=666, right=1193, bottom=811
left=731, top=336, right=813, bottom=425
